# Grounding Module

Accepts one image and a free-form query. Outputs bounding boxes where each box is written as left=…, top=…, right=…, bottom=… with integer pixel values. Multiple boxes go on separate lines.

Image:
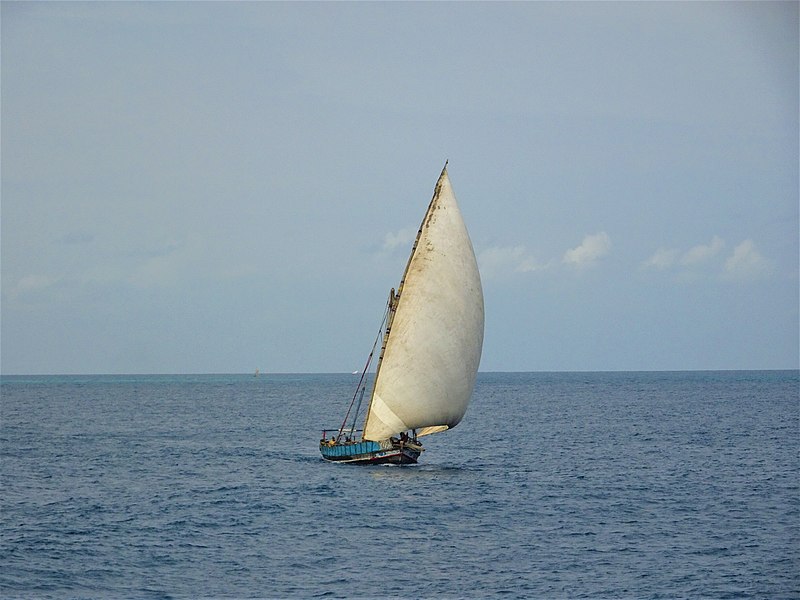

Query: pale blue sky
left=2, top=1, right=798, bottom=374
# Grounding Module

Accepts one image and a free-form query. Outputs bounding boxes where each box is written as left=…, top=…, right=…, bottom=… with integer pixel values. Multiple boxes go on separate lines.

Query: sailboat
left=320, top=163, right=484, bottom=464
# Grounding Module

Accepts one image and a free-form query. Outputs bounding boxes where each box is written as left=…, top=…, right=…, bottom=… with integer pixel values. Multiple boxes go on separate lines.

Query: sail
left=362, top=166, right=484, bottom=441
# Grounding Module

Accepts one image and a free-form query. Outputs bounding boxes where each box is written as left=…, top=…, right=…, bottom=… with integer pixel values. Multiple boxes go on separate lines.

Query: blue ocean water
left=1, top=371, right=798, bottom=599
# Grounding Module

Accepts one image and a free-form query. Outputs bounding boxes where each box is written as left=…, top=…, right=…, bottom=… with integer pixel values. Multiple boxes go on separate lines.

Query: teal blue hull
left=319, top=439, right=421, bottom=464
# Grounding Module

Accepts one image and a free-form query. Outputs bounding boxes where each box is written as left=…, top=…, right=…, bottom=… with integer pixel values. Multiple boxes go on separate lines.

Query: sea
left=1, top=371, right=798, bottom=599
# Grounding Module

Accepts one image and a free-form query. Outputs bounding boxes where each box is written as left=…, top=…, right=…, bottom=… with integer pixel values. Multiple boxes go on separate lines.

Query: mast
left=395, top=161, right=450, bottom=300
left=361, top=288, right=398, bottom=440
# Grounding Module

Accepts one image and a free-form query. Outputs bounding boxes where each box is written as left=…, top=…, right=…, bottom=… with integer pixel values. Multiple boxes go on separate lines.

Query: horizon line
left=2, top=368, right=797, bottom=377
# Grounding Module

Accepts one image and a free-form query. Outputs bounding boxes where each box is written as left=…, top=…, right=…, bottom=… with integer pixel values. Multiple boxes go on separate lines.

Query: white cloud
left=643, top=236, right=773, bottom=283
left=563, top=232, right=611, bottom=267
left=642, top=247, right=679, bottom=270
left=479, top=245, right=548, bottom=278
left=680, top=235, right=724, bottom=265
left=382, top=227, right=417, bottom=252
left=723, top=239, right=772, bottom=282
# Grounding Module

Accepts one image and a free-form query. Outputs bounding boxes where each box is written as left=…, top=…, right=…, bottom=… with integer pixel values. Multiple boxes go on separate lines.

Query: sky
left=2, top=1, right=798, bottom=374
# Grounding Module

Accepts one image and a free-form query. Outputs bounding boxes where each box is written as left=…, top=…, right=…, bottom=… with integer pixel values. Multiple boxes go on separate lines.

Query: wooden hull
left=320, top=439, right=421, bottom=465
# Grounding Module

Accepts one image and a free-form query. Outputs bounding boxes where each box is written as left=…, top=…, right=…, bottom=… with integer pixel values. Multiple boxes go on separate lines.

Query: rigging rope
left=336, top=300, right=391, bottom=442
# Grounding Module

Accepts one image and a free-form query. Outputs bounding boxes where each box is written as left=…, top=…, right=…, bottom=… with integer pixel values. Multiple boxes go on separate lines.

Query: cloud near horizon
left=642, top=247, right=680, bottom=270
left=478, top=245, right=549, bottom=278
left=382, top=227, right=417, bottom=252
left=680, top=235, right=725, bottom=266
left=643, top=236, right=773, bottom=283
left=479, top=232, right=613, bottom=279
left=722, top=239, right=772, bottom=282
left=562, top=232, right=612, bottom=268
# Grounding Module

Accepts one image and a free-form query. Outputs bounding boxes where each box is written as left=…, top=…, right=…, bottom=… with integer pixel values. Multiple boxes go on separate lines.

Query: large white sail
left=363, top=166, right=484, bottom=442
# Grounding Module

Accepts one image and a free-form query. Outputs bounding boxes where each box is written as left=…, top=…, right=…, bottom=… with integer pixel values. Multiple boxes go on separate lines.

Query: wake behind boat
left=320, top=163, right=484, bottom=465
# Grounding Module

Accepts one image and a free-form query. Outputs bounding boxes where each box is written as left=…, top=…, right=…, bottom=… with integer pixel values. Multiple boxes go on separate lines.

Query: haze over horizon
left=2, top=2, right=798, bottom=374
